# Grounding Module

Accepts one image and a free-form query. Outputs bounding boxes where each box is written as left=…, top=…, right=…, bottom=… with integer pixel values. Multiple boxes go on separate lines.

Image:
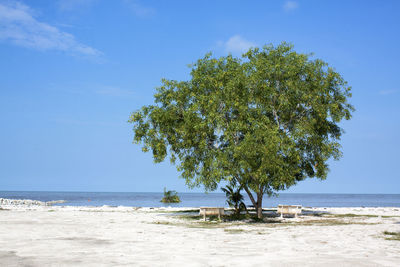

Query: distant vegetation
left=161, top=187, right=181, bottom=203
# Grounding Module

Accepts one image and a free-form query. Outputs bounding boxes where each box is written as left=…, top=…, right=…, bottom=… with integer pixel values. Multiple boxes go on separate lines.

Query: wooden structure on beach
left=199, top=207, right=224, bottom=221
left=277, top=205, right=302, bottom=218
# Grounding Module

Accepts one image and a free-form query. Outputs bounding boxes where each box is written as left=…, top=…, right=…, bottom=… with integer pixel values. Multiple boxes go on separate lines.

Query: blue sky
left=0, top=0, right=399, bottom=193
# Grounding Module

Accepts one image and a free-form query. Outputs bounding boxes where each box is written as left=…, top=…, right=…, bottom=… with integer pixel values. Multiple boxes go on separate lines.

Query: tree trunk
left=243, top=185, right=257, bottom=207
left=243, top=185, right=263, bottom=219
left=256, top=192, right=263, bottom=219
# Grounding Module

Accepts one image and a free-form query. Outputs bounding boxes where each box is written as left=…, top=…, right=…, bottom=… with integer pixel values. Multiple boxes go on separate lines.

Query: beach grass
left=224, top=228, right=245, bottom=234
left=328, top=214, right=399, bottom=218
left=151, top=220, right=227, bottom=229
left=151, top=217, right=375, bottom=231
left=152, top=221, right=177, bottom=226
left=288, top=219, right=368, bottom=226
left=171, top=209, right=200, bottom=213
left=152, top=210, right=380, bottom=230
left=383, top=231, right=400, bottom=241
left=330, top=213, right=378, bottom=218
left=178, top=213, right=276, bottom=223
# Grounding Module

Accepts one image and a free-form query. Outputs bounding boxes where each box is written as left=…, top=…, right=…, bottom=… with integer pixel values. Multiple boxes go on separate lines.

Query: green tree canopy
left=129, top=43, right=354, bottom=218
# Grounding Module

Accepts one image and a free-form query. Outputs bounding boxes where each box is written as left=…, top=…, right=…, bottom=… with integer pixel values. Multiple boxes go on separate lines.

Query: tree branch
left=272, top=108, right=280, bottom=129
left=234, top=175, right=257, bottom=208
left=243, top=184, right=257, bottom=207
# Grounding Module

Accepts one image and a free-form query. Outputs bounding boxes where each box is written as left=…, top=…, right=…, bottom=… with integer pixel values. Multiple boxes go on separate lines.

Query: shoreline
left=1, top=200, right=400, bottom=219
left=1, top=197, right=400, bottom=209
left=1, top=192, right=399, bottom=209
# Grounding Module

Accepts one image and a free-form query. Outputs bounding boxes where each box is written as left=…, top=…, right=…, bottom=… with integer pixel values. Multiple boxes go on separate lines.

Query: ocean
left=0, top=191, right=399, bottom=208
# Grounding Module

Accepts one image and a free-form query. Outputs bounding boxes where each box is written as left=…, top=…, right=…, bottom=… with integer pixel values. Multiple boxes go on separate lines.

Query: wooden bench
left=199, top=207, right=224, bottom=221
left=277, top=205, right=302, bottom=218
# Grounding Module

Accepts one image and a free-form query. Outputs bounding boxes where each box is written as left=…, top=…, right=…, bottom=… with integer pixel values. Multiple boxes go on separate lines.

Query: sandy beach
left=0, top=205, right=399, bottom=266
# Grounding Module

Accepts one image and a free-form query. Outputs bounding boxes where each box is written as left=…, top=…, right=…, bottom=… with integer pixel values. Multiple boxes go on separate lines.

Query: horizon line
left=0, top=190, right=399, bottom=195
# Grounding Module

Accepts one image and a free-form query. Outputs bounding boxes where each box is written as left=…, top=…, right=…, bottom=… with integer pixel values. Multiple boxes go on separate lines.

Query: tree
left=129, top=43, right=354, bottom=219
left=221, top=184, right=247, bottom=216
left=161, top=187, right=181, bottom=203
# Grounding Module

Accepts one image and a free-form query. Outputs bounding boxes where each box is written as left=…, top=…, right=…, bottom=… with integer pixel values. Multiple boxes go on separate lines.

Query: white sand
left=0, top=205, right=399, bottom=266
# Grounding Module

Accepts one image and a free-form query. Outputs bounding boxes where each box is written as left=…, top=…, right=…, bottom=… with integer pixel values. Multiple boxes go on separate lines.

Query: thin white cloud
left=220, top=35, right=256, bottom=54
left=57, top=0, right=97, bottom=11
left=0, top=1, right=100, bottom=56
left=123, top=0, right=155, bottom=18
left=283, top=1, right=299, bottom=11
left=96, top=87, right=134, bottom=97
left=379, top=89, right=398, bottom=96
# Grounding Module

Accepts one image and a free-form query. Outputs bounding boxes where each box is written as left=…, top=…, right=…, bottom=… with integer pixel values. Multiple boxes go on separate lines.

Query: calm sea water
left=1, top=191, right=399, bottom=207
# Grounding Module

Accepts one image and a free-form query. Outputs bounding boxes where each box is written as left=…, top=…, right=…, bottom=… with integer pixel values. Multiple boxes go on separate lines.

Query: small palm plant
left=161, top=187, right=181, bottom=203
left=221, top=184, right=247, bottom=216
